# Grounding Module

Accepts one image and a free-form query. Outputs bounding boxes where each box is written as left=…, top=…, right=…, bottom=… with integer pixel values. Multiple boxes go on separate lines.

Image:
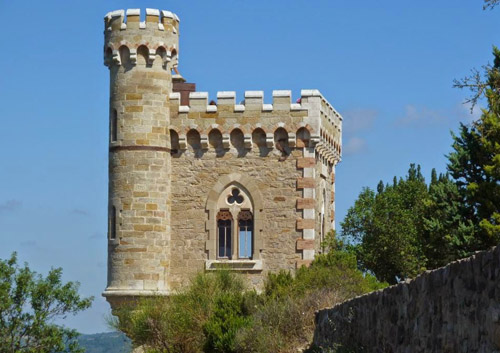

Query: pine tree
left=449, top=47, right=500, bottom=246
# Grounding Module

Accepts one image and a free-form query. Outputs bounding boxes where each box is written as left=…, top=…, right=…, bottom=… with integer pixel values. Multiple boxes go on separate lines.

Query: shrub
left=113, top=241, right=387, bottom=353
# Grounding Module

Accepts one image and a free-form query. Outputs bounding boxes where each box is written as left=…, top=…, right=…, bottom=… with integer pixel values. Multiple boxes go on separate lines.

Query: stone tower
left=102, top=8, right=343, bottom=309
left=102, top=9, right=180, bottom=307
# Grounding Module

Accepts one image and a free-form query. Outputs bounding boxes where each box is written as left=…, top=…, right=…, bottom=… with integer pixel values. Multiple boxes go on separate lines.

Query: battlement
left=104, top=9, right=180, bottom=68
left=104, top=9, right=179, bottom=32
left=169, top=90, right=341, bottom=126
left=168, top=89, right=342, bottom=162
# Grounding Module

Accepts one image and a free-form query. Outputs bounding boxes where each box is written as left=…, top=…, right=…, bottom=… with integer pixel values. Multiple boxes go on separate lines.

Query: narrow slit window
left=111, top=109, right=118, bottom=142
left=110, top=206, right=117, bottom=240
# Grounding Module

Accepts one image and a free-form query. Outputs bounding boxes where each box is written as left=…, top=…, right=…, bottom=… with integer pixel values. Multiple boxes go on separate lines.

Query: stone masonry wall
left=313, top=246, right=500, bottom=353
left=168, top=90, right=322, bottom=290
left=169, top=147, right=303, bottom=290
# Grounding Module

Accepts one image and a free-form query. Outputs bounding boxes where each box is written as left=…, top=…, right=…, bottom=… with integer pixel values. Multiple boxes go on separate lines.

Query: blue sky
left=0, top=0, right=497, bottom=334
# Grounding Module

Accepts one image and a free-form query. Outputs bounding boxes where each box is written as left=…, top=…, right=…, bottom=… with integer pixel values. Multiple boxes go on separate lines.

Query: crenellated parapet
left=167, top=89, right=342, bottom=165
left=103, top=9, right=180, bottom=70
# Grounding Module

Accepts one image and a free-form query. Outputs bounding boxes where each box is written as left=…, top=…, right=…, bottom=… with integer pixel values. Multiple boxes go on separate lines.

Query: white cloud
left=20, top=240, right=38, bottom=248
left=343, top=137, right=367, bottom=156
left=456, top=102, right=483, bottom=123
left=0, top=199, right=21, bottom=213
left=395, top=105, right=448, bottom=127
left=342, top=109, right=378, bottom=134
left=89, top=232, right=103, bottom=240
left=71, top=208, right=90, bottom=216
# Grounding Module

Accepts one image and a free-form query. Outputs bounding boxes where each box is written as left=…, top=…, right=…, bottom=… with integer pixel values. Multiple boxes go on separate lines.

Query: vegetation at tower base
left=111, top=237, right=386, bottom=353
left=0, top=252, right=93, bottom=353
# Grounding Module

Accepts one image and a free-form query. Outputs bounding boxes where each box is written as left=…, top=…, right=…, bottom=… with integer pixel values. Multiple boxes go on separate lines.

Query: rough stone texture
left=103, top=9, right=178, bottom=306
left=102, top=8, right=343, bottom=307
left=313, top=246, right=500, bottom=353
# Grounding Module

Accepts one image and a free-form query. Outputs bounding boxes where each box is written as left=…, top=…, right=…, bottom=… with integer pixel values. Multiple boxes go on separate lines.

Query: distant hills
left=77, top=332, right=132, bottom=353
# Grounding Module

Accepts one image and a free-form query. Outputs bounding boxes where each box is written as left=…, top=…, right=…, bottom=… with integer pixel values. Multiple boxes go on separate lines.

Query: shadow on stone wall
left=311, top=246, right=500, bottom=353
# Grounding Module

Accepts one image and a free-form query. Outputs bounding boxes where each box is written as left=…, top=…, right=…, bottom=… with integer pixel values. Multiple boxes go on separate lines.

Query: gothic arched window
left=214, top=185, right=254, bottom=260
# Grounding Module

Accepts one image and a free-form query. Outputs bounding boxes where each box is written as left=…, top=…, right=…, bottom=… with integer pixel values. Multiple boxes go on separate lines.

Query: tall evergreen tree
left=423, top=171, right=476, bottom=268
left=342, top=165, right=428, bottom=284
left=449, top=47, right=500, bottom=246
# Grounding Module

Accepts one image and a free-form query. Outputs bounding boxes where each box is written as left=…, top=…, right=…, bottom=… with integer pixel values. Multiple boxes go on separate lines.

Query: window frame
left=205, top=176, right=263, bottom=271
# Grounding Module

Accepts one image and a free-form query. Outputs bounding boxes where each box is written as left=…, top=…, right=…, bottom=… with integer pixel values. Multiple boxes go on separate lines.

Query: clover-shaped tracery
left=227, top=188, right=244, bottom=205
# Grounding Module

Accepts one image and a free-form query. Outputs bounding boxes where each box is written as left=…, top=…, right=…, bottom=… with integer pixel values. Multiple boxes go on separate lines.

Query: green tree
left=0, top=252, right=93, bottom=353
left=341, top=165, right=479, bottom=283
left=341, top=164, right=428, bottom=284
left=484, top=0, right=499, bottom=10
left=423, top=171, right=476, bottom=268
left=450, top=47, right=500, bottom=245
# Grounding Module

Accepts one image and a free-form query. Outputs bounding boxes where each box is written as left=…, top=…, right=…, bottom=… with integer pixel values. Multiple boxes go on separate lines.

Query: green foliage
left=449, top=46, right=500, bottom=245
left=341, top=164, right=480, bottom=283
left=203, top=293, right=251, bottom=353
left=423, top=173, right=476, bottom=268
left=484, top=0, right=500, bottom=10
left=76, top=332, right=131, bottom=353
left=341, top=165, right=429, bottom=284
left=235, top=239, right=385, bottom=353
left=114, top=270, right=249, bottom=353
left=0, top=252, right=93, bottom=353
left=114, top=243, right=385, bottom=353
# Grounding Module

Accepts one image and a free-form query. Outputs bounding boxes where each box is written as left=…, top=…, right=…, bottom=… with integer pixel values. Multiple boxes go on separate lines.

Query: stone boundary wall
left=312, top=246, right=500, bottom=353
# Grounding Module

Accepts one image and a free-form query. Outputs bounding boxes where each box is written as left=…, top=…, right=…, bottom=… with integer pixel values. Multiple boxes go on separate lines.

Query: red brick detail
left=297, top=198, right=315, bottom=209
left=297, top=218, right=315, bottom=230
left=296, top=260, right=313, bottom=268
left=331, top=191, right=335, bottom=202
left=297, top=239, right=315, bottom=250
left=332, top=173, right=335, bottom=183
left=172, top=82, right=196, bottom=105
left=331, top=210, right=335, bottom=220
left=297, top=157, right=315, bottom=169
left=297, top=177, right=315, bottom=189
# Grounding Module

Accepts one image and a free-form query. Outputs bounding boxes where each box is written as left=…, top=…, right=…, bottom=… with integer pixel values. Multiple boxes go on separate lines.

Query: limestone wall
left=167, top=89, right=339, bottom=290
left=313, top=246, right=500, bottom=353
left=169, top=148, right=303, bottom=289
left=104, top=9, right=179, bottom=303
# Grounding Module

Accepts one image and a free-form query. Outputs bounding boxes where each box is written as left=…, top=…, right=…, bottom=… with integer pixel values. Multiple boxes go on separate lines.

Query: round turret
left=103, top=9, right=179, bottom=307
left=104, top=9, right=180, bottom=73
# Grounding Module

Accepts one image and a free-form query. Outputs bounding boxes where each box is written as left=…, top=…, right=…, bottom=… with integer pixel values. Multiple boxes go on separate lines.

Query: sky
left=0, top=0, right=498, bottom=334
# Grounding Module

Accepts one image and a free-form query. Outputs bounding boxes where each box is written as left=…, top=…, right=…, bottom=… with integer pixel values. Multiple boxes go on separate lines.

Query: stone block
left=297, top=198, right=315, bottom=209
left=297, top=239, right=315, bottom=250
left=125, top=106, right=143, bottom=113
left=134, top=225, right=154, bottom=232
left=126, top=93, right=143, bottom=100
left=297, top=218, right=315, bottom=230
left=297, top=177, right=315, bottom=189
left=297, top=157, right=315, bottom=169
left=296, top=259, right=312, bottom=268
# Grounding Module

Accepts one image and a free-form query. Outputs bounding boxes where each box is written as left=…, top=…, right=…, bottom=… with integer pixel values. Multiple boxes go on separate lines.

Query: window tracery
left=215, top=185, right=254, bottom=260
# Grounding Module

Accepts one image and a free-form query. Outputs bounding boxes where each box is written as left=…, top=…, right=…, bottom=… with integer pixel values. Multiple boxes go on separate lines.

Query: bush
left=114, top=240, right=387, bottom=353
left=113, top=270, right=249, bottom=353
left=203, top=292, right=251, bottom=353
left=234, top=236, right=386, bottom=353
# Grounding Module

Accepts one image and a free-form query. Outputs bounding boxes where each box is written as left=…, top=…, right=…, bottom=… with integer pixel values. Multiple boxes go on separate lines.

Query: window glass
left=238, top=219, right=252, bottom=258
left=218, top=219, right=232, bottom=258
